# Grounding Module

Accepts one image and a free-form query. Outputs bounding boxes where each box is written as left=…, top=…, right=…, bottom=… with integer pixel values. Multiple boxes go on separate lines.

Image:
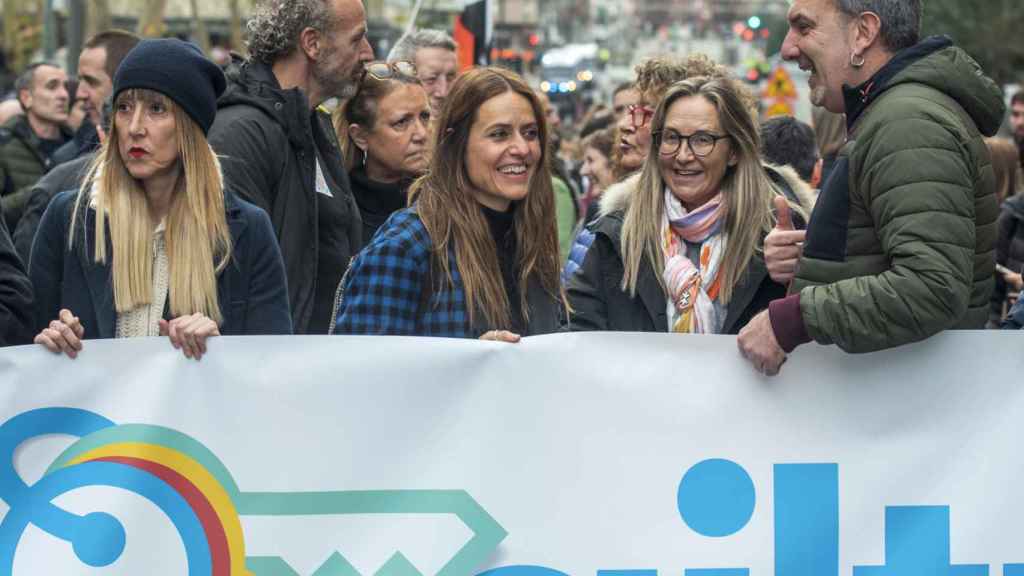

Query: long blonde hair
left=71, top=89, right=232, bottom=323
left=621, top=76, right=802, bottom=304
left=409, top=67, right=566, bottom=329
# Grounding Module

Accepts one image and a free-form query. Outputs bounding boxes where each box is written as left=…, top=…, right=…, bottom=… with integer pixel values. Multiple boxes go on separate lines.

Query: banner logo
left=0, top=408, right=507, bottom=575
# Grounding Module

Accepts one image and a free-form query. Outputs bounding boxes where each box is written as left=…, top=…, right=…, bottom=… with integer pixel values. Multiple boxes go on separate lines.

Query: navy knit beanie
left=113, top=38, right=226, bottom=134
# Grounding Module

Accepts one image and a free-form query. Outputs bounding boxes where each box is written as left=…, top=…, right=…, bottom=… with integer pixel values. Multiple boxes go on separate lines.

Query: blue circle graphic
left=72, top=512, right=126, bottom=567
left=677, top=458, right=755, bottom=537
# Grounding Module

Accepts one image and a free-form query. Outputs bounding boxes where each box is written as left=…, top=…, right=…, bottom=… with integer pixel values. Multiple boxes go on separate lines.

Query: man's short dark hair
left=1012, top=90, right=1024, bottom=108
left=760, top=116, right=819, bottom=183
left=14, top=62, right=61, bottom=110
left=612, top=82, right=634, bottom=99
left=84, top=30, right=141, bottom=79
left=835, top=0, right=921, bottom=52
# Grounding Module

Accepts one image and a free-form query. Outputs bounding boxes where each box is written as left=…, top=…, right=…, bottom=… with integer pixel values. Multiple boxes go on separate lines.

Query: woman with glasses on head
left=30, top=39, right=292, bottom=360
left=334, top=66, right=567, bottom=341
left=566, top=75, right=812, bottom=335
left=334, top=61, right=432, bottom=244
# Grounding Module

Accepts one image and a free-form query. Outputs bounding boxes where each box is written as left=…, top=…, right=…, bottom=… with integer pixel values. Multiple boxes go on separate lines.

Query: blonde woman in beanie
left=31, top=38, right=292, bottom=360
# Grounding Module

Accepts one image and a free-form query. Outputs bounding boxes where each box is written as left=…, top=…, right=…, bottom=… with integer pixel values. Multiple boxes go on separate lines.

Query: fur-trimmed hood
left=764, top=162, right=817, bottom=214
left=597, top=172, right=642, bottom=218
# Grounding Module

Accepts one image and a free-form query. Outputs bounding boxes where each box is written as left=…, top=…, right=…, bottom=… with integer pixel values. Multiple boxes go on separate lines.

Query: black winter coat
left=207, top=57, right=362, bottom=334
left=565, top=211, right=786, bottom=334
left=30, top=190, right=293, bottom=338
left=13, top=153, right=93, bottom=265
left=0, top=205, right=33, bottom=346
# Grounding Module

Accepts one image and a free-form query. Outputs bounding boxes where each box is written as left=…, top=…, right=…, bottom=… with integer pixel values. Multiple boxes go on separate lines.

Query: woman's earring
left=850, top=52, right=865, bottom=68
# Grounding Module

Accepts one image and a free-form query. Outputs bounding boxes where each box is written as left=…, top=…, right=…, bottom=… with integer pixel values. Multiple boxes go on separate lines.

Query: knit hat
left=113, top=38, right=226, bottom=134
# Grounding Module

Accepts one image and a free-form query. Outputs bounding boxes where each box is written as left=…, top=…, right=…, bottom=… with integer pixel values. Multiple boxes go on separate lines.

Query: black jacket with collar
left=29, top=189, right=293, bottom=339
left=207, top=56, right=362, bottom=334
left=51, top=118, right=101, bottom=166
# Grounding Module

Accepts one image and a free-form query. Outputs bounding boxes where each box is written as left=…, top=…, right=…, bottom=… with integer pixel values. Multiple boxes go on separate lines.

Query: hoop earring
left=850, top=52, right=865, bottom=68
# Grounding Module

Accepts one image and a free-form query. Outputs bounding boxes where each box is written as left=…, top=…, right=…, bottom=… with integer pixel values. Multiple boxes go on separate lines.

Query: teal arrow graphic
left=239, top=490, right=508, bottom=576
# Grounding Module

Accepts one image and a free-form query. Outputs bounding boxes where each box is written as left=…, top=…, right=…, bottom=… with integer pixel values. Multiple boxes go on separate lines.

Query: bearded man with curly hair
left=208, top=0, right=374, bottom=334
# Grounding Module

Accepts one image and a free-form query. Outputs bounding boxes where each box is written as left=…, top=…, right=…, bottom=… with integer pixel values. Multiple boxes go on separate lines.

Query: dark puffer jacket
left=0, top=114, right=71, bottom=230
left=208, top=56, right=362, bottom=334
left=787, top=37, right=1003, bottom=353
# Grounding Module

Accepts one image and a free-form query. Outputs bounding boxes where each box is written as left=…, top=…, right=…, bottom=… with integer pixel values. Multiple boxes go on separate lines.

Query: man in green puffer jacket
left=738, top=0, right=1003, bottom=376
left=0, top=63, right=72, bottom=231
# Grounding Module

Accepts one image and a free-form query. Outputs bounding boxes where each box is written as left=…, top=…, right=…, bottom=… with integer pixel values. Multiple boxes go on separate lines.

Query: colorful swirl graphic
left=0, top=407, right=249, bottom=575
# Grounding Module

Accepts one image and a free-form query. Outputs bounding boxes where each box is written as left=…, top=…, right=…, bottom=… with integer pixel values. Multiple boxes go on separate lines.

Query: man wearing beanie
left=208, top=0, right=374, bottom=335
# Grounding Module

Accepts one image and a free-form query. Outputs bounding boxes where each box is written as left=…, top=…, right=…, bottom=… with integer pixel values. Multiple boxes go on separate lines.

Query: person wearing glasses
left=565, top=76, right=812, bottom=335
left=334, top=67, right=567, bottom=340
left=563, top=55, right=740, bottom=285
left=334, top=61, right=431, bottom=244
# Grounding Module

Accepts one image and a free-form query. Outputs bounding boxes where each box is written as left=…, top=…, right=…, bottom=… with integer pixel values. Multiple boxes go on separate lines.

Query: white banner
left=0, top=332, right=1022, bottom=576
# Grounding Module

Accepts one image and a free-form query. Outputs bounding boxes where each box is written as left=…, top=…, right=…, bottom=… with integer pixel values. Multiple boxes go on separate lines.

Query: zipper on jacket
left=327, top=256, right=354, bottom=335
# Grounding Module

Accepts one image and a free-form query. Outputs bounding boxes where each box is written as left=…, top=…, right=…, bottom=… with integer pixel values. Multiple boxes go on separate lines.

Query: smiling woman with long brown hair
left=334, top=66, right=566, bottom=340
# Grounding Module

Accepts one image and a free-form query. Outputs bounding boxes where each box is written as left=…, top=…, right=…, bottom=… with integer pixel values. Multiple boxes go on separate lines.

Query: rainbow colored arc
left=0, top=408, right=250, bottom=575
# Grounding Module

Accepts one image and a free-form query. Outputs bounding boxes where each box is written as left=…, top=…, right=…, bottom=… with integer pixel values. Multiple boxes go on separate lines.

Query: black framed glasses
left=653, top=130, right=730, bottom=157
left=628, top=103, right=655, bottom=128
left=363, top=61, right=417, bottom=81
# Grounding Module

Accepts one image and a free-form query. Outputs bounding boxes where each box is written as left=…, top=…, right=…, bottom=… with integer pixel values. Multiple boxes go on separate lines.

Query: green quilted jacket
left=0, top=114, right=68, bottom=230
left=792, top=37, right=1003, bottom=353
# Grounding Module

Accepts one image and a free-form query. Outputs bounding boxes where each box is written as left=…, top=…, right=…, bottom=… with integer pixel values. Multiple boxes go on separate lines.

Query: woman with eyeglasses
left=334, top=67, right=567, bottom=341
left=563, top=55, right=739, bottom=284
left=565, top=76, right=812, bottom=335
left=334, top=61, right=431, bottom=244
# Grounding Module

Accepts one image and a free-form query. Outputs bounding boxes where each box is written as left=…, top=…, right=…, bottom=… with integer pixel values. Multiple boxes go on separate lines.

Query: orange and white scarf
left=661, top=188, right=728, bottom=334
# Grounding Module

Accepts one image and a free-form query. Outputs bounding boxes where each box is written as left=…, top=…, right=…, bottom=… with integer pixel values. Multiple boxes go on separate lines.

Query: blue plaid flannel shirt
left=334, top=208, right=472, bottom=337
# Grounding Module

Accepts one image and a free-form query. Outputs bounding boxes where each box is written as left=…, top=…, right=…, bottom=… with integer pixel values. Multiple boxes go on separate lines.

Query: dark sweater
left=349, top=167, right=409, bottom=245
left=482, top=203, right=525, bottom=334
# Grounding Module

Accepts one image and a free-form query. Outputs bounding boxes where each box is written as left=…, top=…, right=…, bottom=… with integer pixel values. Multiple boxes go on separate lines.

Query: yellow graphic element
left=65, top=442, right=250, bottom=575
left=762, top=67, right=798, bottom=100
left=765, top=101, right=795, bottom=118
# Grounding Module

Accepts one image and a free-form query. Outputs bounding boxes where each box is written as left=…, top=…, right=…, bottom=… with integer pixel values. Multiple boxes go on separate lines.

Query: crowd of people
left=0, top=0, right=1021, bottom=375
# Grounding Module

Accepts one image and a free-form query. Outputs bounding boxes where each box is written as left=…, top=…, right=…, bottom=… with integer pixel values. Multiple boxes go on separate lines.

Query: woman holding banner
left=565, top=76, right=811, bottom=336
left=334, top=66, right=567, bottom=340
left=30, top=39, right=291, bottom=360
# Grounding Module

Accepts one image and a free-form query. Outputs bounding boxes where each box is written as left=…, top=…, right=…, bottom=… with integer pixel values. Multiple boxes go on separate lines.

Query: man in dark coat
left=0, top=62, right=71, bottom=230
left=208, top=0, right=374, bottom=334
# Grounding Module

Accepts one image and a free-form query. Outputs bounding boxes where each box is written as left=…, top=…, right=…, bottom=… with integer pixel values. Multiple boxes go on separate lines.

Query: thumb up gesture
left=765, top=196, right=806, bottom=286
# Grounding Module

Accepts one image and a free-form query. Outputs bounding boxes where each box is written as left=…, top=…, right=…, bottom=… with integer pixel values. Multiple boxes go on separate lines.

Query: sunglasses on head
left=363, top=61, right=418, bottom=81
